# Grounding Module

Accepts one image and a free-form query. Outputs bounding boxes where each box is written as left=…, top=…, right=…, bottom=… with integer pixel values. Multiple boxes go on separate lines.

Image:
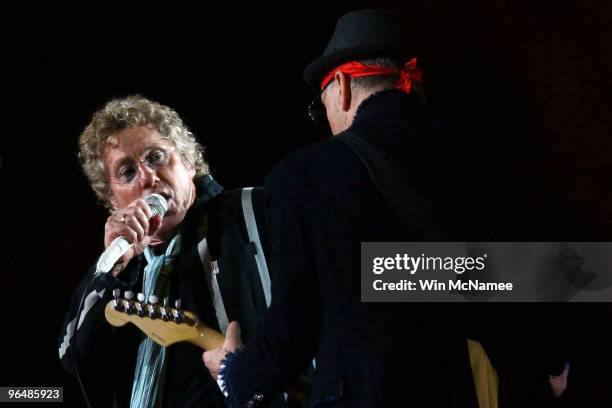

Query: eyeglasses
left=109, top=146, right=176, bottom=185
left=307, top=98, right=327, bottom=124
left=307, top=78, right=336, bottom=124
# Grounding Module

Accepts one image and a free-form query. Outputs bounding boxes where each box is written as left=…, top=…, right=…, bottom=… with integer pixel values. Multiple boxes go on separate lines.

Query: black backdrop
left=1, top=1, right=610, bottom=406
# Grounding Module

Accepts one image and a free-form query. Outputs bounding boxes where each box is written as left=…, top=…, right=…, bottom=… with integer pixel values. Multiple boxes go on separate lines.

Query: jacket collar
left=352, top=89, right=423, bottom=129
left=195, top=174, right=224, bottom=203
left=175, top=175, right=223, bottom=249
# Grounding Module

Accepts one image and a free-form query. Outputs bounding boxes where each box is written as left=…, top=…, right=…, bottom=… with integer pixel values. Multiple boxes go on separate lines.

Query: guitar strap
left=338, top=131, right=494, bottom=408
left=337, top=131, right=442, bottom=240
left=240, top=187, right=272, bottom=308
left=196, top=188, right=271, bottom=338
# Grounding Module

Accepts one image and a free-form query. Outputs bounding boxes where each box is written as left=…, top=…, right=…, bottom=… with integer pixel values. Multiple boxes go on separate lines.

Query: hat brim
left=303, top=44, right=416, bottom=92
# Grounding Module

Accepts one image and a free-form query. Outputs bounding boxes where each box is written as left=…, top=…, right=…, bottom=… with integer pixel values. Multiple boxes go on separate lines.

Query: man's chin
left=156, top=213, right=186, bottom=238
left=162, top=201, right=180, bottom=218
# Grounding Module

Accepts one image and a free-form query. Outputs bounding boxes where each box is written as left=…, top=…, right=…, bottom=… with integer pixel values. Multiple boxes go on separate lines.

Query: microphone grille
left=145, top=194, right=168, bottom=217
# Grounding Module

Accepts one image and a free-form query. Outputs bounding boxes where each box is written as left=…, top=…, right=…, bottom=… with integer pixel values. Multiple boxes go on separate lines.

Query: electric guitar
left=104, top=289, right=310, bottom=402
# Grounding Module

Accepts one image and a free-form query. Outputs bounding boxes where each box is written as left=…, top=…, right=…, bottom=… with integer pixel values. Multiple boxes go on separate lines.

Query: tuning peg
left=135, top=293, right=146, bottom=317
left=135, top=303, right=145, bottom=317
left=146, top=296, right=160, bottom=319
left=147, top=305, right=159, bottom=319
left=123, top=291, right=135, bottom=314
left=160, top=298, right=171, bottom=320
left=160, top=299, right=170, bottom=321
left=173, top=299, right=184, bottom=323
left=112, top=289, right=124, bottom=311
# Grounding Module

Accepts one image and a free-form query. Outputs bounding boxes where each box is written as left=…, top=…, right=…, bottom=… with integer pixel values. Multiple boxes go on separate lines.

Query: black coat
left=223, top=91, right=523, bottom=407
left=58, top=177, right=275, bottom=407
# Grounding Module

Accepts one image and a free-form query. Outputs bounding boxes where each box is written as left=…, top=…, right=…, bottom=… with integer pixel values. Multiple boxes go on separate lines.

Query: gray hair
left=351, top=57, right=403, bottom=91
left=350, top=57, right=425, bottom=100
left=78, top=95, right=209, bottom=208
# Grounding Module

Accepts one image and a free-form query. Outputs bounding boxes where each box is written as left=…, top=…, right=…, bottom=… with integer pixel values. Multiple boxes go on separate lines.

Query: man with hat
left=203, top=9, right=509, bottom=407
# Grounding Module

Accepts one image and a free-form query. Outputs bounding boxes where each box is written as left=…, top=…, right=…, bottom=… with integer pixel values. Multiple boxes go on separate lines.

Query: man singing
left=59, top=96, right=278, bottom=407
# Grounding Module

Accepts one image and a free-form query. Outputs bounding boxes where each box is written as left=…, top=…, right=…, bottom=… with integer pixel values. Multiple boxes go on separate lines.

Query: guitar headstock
left=104, top=289, right=200, bottom=347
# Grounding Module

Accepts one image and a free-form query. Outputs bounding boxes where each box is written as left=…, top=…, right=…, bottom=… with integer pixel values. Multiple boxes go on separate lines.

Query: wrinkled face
left=105, top=125, right=196, bottom=238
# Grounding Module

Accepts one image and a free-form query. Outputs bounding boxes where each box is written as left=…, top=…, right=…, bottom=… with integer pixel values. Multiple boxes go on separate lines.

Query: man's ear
left=335, top=71, right=352, bottom=112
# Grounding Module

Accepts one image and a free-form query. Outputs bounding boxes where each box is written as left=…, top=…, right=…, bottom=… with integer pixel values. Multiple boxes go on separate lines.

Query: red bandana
left=320, top=58, right=422, bottom=94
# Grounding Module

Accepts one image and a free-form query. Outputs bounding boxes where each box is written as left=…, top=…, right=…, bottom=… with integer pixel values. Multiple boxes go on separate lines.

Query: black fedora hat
left=303, top=9, right=420, bottom=91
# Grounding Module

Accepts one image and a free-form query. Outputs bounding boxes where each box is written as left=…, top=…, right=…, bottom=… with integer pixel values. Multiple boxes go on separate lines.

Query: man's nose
left=138, top=161, right=160, bottom=188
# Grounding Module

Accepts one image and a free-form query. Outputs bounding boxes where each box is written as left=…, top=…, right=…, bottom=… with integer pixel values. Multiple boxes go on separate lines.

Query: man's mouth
left=156, top=191, right=171, bottom=201
left=152, top=191, right=172, bottom=212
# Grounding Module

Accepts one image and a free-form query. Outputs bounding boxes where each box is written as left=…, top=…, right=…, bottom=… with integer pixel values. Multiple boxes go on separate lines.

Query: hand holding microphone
left=97, top=194, right=168, bottom=276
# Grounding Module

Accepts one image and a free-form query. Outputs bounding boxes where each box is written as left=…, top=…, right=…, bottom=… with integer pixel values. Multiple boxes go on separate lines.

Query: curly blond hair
left=78, top=95, right=209, bottom=208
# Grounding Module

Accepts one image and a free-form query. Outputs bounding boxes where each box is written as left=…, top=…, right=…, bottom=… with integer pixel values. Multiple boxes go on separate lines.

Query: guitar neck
left=188, top=321, right=225, bottom=350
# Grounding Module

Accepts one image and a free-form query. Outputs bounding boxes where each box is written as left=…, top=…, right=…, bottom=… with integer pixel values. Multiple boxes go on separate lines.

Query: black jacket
left=222, top=90, right=527, bottom=407
left=58, top=176, right=274, bottom=407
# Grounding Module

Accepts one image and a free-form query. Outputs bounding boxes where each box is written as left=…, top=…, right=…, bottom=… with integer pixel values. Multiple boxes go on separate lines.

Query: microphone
left=95, top=194, right=168, bottom=274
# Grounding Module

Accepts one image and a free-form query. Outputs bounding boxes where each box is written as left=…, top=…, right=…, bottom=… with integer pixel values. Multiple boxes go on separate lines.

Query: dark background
left=1, top=0, right=610, bottom=406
